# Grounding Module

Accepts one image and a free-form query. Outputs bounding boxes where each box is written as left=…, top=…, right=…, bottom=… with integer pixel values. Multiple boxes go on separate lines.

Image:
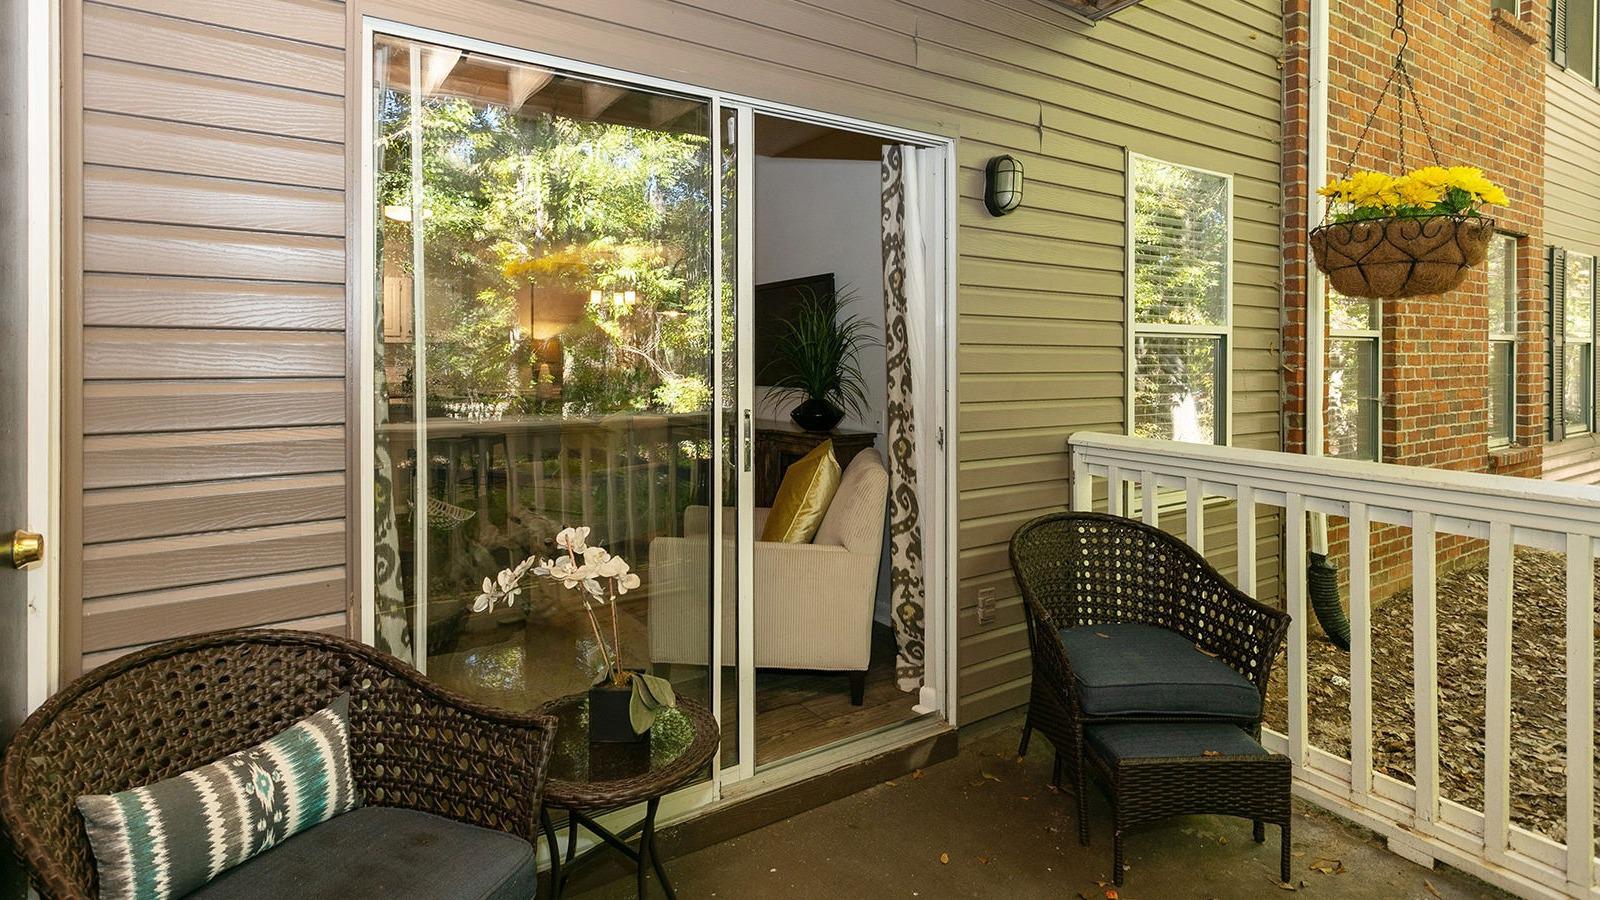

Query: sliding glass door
left=370, top=36, right=735, bottom=762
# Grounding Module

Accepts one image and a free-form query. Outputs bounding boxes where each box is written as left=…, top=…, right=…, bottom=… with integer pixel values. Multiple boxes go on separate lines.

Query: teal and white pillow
left=77, top=694, right=360, bottom=900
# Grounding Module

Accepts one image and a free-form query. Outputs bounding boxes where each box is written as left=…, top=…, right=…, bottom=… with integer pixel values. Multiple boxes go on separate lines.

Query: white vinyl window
left=1127, top=153, right=1232, bottom=446
left=1327, top=290, right=1380, bottom=460
left=1487, top=234, right=1518, bottom=447
left=1566, top=253, right=1596, bottom=436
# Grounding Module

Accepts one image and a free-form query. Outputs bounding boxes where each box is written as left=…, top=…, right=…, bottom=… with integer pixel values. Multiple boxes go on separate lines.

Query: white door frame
left=354, top=16, right=960, bottom=805
left=22, top=0, right=62, bottom=712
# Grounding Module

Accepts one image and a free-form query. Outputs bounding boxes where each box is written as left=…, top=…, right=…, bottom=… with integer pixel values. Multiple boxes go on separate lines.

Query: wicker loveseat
left=1009, top=512, right=1290, bottom=843
left=0, top=629, right=558, bottom=900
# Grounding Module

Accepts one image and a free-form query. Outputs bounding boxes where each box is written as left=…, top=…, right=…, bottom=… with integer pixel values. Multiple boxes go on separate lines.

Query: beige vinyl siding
left=64, top=0, right=1284, bottom=722
left=64, top=0, right=349, bottom=675
left=1544, top=63, right=1600, bottom=484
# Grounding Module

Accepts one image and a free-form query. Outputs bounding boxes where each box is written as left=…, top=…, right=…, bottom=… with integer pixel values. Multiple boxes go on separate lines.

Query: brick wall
left=1283, top=0, right=1549, bottom=600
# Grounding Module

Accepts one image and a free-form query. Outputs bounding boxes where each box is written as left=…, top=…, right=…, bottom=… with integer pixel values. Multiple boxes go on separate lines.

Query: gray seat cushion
left=1059, top=623, right=1261, bottom=721
left=185, top=806, right=537, bottom=900
left=1085, top=721, right=1266, bottom=764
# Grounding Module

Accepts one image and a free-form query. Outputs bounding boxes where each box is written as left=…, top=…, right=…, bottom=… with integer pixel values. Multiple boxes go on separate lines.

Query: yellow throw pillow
left=761, top=440, right=842, bottom=543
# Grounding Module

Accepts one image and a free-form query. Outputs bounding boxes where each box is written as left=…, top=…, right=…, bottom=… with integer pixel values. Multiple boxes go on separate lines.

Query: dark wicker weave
left=0, top=629, right=559, bottom=900
left=1086, top=744, right=1292, bottom=886
left=1009, top=511, right=1291, bottom=844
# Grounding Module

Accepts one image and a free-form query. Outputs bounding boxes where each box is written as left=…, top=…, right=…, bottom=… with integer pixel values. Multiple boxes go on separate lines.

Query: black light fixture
left=984, top=155, right=1024, bottom=217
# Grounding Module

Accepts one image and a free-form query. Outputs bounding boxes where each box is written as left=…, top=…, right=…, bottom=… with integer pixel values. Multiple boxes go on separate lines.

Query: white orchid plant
left=474, top=526, right=676, bottom=733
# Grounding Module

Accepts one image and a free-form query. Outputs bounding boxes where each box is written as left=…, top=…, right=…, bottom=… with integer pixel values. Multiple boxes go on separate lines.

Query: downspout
left=1305, top=0, right=1352, bottom=650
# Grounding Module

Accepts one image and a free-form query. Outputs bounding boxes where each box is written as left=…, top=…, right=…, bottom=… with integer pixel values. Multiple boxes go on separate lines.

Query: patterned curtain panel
left=881, top=145, right=927, bottom=693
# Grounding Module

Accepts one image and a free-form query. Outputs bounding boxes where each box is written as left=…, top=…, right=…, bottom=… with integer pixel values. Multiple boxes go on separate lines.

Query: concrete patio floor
left=568, top=711, right=1510, bottom=899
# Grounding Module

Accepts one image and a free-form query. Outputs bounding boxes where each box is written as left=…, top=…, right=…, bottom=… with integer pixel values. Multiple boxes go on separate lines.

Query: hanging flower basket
left=1310, top=213, right=1495, bottom=299
left=1310, top=166, right=1508, bottom=300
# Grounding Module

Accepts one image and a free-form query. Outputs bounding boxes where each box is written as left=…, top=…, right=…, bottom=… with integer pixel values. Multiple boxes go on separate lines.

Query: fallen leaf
left=1423, top=880, right=1442, bottom=898
left=1104, top=891, right=1119, bottom=900
left=939, top=852, right=950, bottom=865
left=978, top=856, right=990, bottom=865
left=1275, top=880, right=1297, bottom=891
left=912, top=769, right=925, bottom=780
left=1218, top=835, right=1229, bottom=845
left=1308, top=858, right=1345, bottom=875
left=1095, top=632, right=1110, bottom=639
left=1202, top=750, right=1221, bottom=757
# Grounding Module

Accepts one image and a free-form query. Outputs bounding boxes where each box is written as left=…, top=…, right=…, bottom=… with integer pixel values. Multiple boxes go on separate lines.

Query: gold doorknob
left=3, top=530, right=44, bottom=570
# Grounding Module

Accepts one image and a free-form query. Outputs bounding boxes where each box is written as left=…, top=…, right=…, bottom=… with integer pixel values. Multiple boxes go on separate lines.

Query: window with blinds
left=1128, top=153, right=1231, bottom=445
left=1566, top=252, right=1596, bottom=435
left=1552, top=0, right=1599, bottom=81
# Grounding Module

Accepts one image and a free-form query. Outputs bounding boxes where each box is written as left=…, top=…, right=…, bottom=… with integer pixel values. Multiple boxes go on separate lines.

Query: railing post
left=1411, top=511, right=1439, bottom=830
left=1106, top=465, right=1123, bottom=517
left=1286, top=492, right=1308, bottom=770
left=1069, top=445, right=1092, bottom=512
left=1235, top=484, right=1256, bottom=598
left=1566, top=533, right=1595, bottom=893
left=1141, top=471, right=1159, bottom=527
left=1483, top=520, right=1513, bottom=863
left=1347, top=501, right=1372, bottom=804
left=1184, top=476, right=1204, bottom=556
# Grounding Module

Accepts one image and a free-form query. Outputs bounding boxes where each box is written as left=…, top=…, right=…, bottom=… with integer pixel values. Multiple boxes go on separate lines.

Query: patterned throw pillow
left=77, top=694, right=360, bottom=900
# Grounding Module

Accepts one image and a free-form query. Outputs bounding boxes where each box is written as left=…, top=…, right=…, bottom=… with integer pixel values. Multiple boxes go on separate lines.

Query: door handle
left=2, top=530, right=43, bottom=570
left=742, top=410, right=753, bottom=473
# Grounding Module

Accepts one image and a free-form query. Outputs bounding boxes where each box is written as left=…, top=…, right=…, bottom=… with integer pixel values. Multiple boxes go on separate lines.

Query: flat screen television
left=754, top=272, right=835, bottom=387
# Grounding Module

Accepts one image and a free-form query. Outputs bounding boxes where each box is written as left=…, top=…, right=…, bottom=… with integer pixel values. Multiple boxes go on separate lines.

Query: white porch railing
left=1067, top=432, right=1600, bottom=900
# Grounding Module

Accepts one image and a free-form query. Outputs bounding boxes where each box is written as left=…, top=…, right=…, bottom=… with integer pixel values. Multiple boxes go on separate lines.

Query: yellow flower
left=1480, top=184, right=1510, bottom=207
left=1343, top=170, right=1400, bottom=209
left=1406, top=165, right=1451, bottom=192
left=1392, top=174, right=1444, bottom=207
left=1317, top=176, right=1352, bottom=200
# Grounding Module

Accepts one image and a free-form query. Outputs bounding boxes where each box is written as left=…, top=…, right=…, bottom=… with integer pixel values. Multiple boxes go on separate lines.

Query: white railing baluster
left=1484, top=520, right=1514, bottom=862
left=1070, top=449, right=1091, bottom=512
left=1412, top=511, right=1439, bottom=829
left=1235, top=483, right=1257, bottom=598
left=1184, top=476, right=1204, bottom=555
left=1286, top=492, right=1308, bottom=771
left=1106, top=465, right=1123, bottom=517
left=1141, top=470, right=1159, bottom=527
left=1347, top=501, right=1372, bottom=803
left=1566, top=533, right=1595, bottom=892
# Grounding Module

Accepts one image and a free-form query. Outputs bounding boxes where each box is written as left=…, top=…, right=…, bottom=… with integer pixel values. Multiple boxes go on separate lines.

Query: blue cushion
left=1058, top=623, right=1261, bottom=721
left=185, top=806, right=537, bottom=900
left=1086, top=722, right=1266, bottom=764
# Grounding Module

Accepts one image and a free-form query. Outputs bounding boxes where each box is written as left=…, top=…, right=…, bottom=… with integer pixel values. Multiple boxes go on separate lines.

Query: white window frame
left=1566, top=252, right=1597, bottom=437
left=1326, top=292, right=1382, bottom=462
left=1487, top=233, right=1518, bottom=448
left=1124, top=150, right=1234, bottom=448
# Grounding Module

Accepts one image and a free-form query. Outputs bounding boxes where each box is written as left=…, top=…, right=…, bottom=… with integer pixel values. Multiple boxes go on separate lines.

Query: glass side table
left=536, top=694, right=719, bottom=899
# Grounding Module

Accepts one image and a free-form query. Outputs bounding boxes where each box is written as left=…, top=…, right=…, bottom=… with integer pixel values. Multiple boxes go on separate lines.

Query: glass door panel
left=371, top=37, right=722, bottom=757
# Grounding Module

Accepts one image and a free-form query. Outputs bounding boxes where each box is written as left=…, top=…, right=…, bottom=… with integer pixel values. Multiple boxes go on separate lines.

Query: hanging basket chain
left=1334, top=0, right=1443, bottom=189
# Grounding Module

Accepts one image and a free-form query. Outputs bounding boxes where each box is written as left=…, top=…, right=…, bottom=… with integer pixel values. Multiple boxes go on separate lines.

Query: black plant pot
left=588, top=682, right=648, bottom=744
left=790, top=397, right=845, bottom=433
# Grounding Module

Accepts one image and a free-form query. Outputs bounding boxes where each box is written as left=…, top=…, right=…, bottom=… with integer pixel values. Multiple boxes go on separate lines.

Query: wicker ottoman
left=1084, top=722, right=1291, bottom=886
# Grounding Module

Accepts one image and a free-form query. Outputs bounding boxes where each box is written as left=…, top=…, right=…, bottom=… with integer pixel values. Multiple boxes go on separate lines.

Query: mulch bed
left=1264, top=547, right=1597, bottom=848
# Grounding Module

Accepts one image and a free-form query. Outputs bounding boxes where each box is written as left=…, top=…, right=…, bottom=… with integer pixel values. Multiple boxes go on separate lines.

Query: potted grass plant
left=1310, top=166, right=1508, bottom=300
left=474, top=526, right=675, bottom=743
left=767, top=285, right=878, bottom=433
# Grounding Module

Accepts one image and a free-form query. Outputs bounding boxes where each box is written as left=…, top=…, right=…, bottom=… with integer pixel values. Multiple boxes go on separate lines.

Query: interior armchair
left=648, top=449, right=888, bottom=704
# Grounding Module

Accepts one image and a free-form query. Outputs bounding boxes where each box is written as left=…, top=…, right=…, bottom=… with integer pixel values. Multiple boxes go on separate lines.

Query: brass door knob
left=3, top=530, right=44, bottom=570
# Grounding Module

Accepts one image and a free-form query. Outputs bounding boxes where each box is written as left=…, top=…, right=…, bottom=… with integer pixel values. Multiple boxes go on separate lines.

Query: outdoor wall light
left=984, top=155, right=1024, bottom=216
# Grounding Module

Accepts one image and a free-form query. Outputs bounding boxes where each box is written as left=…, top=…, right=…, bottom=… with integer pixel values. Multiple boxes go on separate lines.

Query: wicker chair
left=1010, top=511, right=1290, bottom=844
left=0, top=629, right=558, bottom=900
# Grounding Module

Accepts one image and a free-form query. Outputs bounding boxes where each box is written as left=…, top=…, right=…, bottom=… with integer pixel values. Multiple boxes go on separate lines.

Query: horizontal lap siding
left=67, top=0, right=349, bottom=674
left=359, top=0, right=1284, bottom=725
left=1545, top=65, right=1600, bottom=484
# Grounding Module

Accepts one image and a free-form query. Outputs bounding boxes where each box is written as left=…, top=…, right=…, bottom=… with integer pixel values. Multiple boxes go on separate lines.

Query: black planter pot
left=790, top=397, right=845, bottom=433
left=588, top=682, right=648, bottom=744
